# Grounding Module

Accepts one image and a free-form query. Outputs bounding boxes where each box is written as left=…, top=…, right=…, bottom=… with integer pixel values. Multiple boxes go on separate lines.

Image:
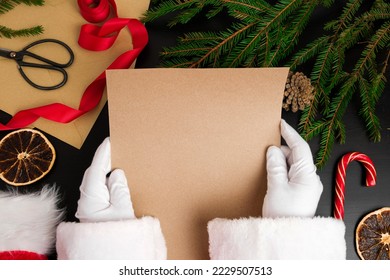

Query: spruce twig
left=0, top=25, right=43, bottom=38
left=0, top=0, right=44, bottom=14
left=0, top=0, right=45, bottom=38
left=144, top=0, right=390, bottom=168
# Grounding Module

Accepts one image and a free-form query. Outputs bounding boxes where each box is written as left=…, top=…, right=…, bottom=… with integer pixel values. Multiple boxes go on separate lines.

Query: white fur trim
left=56, top=217, right=167, bottom=260
left=0, top=186, right=63, bottom=255
left=208, top=216, right=346, bottom=260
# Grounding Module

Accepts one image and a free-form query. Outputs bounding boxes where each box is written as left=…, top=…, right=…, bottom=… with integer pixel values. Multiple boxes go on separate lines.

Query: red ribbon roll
left=0, top=0, right=148, bottom=131
left=77, top=0, right=112, bottom=23
left=334, top=152, right=377, bottom=220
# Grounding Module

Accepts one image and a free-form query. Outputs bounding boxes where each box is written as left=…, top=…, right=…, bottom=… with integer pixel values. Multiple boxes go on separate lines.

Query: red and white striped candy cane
left=334, top=152, right=377, bottom=220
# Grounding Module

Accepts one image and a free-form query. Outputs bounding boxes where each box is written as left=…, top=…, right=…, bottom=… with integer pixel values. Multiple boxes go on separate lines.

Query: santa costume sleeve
left=55, top=137, right=167, bottom=260
left=208, top=120, right=347, bottom=260
left=56, top=217, right=167, bottom=260
left=0, top=186, right=63, bottom=260
left=208, top=216, right=346, bottom=260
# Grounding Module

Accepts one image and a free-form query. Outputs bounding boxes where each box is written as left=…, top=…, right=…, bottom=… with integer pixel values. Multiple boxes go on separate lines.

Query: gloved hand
left=76, top=137, right=135, bottom=223
left=262, top=120, right=323, bottom=218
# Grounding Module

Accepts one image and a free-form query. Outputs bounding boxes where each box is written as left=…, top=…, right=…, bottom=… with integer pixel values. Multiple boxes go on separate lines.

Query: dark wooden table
left=0, top=3, right=389, bottom=260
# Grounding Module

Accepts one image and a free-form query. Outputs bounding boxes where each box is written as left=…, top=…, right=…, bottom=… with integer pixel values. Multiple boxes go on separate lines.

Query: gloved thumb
left=266, top=146, right=288, bottom=188
left=107, top=169, right=135, bottom=219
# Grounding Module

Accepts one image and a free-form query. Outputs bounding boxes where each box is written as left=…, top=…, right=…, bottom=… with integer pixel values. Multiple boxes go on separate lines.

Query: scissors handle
left=21, top=38, right=74, bottom=68
left=17, top=63, right=68, bottom=91
left=11, top=38, right=75, bottom=90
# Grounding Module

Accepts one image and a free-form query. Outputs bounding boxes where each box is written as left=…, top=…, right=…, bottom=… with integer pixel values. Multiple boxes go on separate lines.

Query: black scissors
left=0, top=38, right=74, bottom=90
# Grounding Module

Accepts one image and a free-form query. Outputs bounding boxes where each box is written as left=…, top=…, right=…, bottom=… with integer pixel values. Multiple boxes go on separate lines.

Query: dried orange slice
left=0, top=129, right=56, bottom=186
left=356, top=207, right=390, bottom=260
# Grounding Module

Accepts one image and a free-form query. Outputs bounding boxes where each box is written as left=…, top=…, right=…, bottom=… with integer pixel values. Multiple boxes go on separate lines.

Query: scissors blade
left=0, top=47, right=15, bottom=59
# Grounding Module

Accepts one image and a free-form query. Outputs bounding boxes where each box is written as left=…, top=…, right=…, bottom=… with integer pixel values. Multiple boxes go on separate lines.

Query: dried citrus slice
left=0, top=129, right=56, bottom=186
left=356, top=207, right=390, bottom=260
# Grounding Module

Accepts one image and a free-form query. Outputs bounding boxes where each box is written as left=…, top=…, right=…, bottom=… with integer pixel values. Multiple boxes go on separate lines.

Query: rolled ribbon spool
left=334, top=152, right=377, bottom=220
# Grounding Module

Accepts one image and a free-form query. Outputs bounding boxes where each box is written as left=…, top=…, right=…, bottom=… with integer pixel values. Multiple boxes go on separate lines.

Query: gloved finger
left=88, top=137, right=112, bottom=180
left=280, top=120, right=316, bottom=177
left=280, top=145, right=293, bottom=167
left=75, top=195, right=109, bottom=222
left=79, top=138, right=112, bottom=194
left=281, top=120, right=313, bottom=163
left=266, top=146, right=288, bottom=188
left=77, top=138, right=112, bottom=218
left=107, top=169, right=135, bottom=218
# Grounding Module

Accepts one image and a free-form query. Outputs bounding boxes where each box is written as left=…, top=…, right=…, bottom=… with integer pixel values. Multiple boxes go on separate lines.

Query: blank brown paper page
left=107, top=68, right=289, bottom=259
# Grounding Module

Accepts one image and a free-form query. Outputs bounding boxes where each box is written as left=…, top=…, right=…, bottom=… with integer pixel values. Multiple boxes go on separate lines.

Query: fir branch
left=358, top=46, right=389, bottom=142
left=219, top=0, right=271, bottom=21
left=358, top=77, right=382, bottom=142
left=0, top=0, right=44, bottom=14
left=222, top=23, right=264, bottom=67
left=292, top=0, right=367, bottom=135
left=147, top=0, right=390, bottom=168
left=339, top=0, right=362, bottom=26
left=268, top=0, right=319, bottom=66
left=179, top=31, right=222, bottom=43
left=161, top=22, right=249, bottom=67
left=142, top=0, right=211, bottom=26
left=320, top=0, right=334, bottom=8
left=316, top=121, right=335, bottom=168
left=0, top=0, right=45, bottom=39
left=305, top=119, right=327, bottom=141
left=196, top=21, right=258, bottom=67
left=313, top=20, right=389, bottom=168
left=315, top=78, right=357, bottom=167
left=0, top=24, right=43, bottom=38
left=289, top=36, right=329, bottom=69
left=221, top=0, right=272, bottom=14
left=353, top=21, right=390, bottom=76
left=335, top=119, right=346, bottom=144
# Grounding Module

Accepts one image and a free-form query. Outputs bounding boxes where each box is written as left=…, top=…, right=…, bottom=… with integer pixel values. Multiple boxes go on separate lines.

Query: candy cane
left=334, top=152, right=377, bottom=220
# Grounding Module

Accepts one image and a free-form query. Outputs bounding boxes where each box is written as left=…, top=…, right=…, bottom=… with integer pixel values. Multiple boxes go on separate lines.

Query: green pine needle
left=0, top=25, right=43, bottom=38
left=0, top=0, right=44, bottom=14
left=0, top=0, right=45, bottom=38
left=144, top=0, right=390, bottom=168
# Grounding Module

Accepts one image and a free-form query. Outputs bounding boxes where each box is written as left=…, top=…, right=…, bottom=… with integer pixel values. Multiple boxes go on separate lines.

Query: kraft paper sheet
left=107, top=68, right=289, bottom=259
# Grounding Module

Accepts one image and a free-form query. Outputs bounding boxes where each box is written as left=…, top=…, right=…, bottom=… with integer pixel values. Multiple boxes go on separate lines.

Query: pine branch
left=142, top=0, right=216, bottom=26
left=358, top=77, right=382, bottom=142
left=313, top=20, right=389, bottom=168
left=0, top=24, right=43, bottom=38
left=358, top=27, right=390, bottom=142
left=0, top=0, right=44, bottom=14
left=0, top=0, right=45, bottom=39
left=268, top=0, right=319, bottom=66
left=292, top=0, right=367, bottom=136
left=289, top=36, right=329, bottom=69
left=320, top=0, right=334, bottom=8
left=315, top=78, right=357, bottom=167
left=335, top=119, right=346, bottom=144
left=222, top=23, right=264, bottom=67
left=353, top=21, right=390, bottom=76
left=147, top=0, right=390, bottom=168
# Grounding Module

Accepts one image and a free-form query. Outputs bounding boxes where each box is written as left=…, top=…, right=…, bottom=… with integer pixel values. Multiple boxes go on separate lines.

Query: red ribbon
left=0, top=0, right=148, bottom=130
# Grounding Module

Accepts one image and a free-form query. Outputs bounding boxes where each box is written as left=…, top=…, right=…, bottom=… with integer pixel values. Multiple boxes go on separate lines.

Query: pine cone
left=283, top=71, right=315, bottom=112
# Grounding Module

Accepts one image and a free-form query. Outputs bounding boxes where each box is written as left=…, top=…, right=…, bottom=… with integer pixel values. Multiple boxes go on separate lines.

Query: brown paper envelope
left=107, top=68, right=289, bottom=259
left=0, top=0, right=150, bottom=148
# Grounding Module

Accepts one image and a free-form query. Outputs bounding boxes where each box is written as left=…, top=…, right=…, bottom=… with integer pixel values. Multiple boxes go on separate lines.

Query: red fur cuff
left=0, top=250, right=47, bottom=260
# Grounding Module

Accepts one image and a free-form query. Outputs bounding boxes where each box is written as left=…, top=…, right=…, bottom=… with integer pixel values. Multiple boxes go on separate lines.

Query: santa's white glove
left=76, top=138, right=135, bottom=223
left=57, top=138, right=167, bottom=259
left=208, top=120, right=345, bottom=260
left=262, top=120, right=323, bottom=218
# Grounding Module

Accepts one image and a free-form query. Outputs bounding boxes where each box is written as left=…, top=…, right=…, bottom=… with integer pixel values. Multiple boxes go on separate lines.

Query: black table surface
left=0, top=3, right=389, bottom=260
